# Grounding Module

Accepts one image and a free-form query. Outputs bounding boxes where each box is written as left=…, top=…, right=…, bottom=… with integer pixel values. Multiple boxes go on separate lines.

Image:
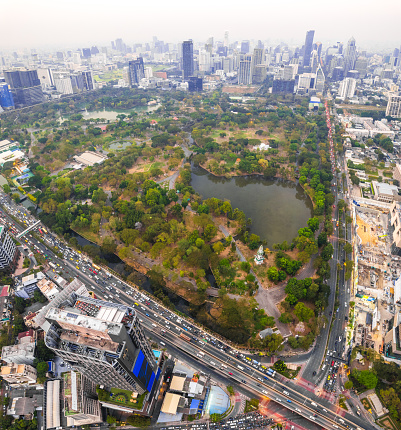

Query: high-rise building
left=315, top=64, right=325, bottom=93
left=56, top=52, right=64, bottom=60
left=81, top=71, right=94, bottom=91
left=338, top=77, right=356, bottom=99
left=241, top=41, right=250, bottom=55
left=82, top=48, right=91, bottom=59
left=182, top=40, right=194, bottom=79
left=303, top=30, right=315, bottom=67
left=224, top=31, right=229, bottom=48
left=44, top=295, right=161, bottom=396
left=3, top=70, right=44, bottom=108
left=272, top=79, right=295, bottom=94
left=0, top=80, right=14, bottom=109
left=115, top=38, right=125, bottom=52
left=386, top=93, right=401, bottom=118
left=344, top=37, right=357, bottom=75
left=238, top=59, right=252, bottom=85
left=310, top=50, right=319, bottom=73
left=354, top=57, right=368, bottom=78
left=37, top=68, right=54, bottom=89
left=187, top=76, right=203, bottom=92
left=128, top=57, right=145, bottom=86
left=0, top=226, right=19, bottom=272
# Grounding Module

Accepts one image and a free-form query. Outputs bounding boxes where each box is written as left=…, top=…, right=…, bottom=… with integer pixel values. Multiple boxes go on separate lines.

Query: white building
left=338, top=78, right=357, bottom=99
left=53, top=73, right=74, bottom=95
left=386, top=93, right=401, bottom=118
left=1, top=343, right=36, bottom=365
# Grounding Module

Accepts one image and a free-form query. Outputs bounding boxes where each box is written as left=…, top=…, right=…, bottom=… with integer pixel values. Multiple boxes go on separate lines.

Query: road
left=0, top=193, right=374, bottom=430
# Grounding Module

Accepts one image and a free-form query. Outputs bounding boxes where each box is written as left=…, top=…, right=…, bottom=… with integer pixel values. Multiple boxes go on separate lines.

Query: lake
left=190, top=167, right=313, bottom=248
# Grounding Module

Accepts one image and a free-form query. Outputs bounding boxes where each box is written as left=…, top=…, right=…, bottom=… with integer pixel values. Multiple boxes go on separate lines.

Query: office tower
left=0, top=80, right=14, bottom=109
left=0, top=226, right=19, bottom=272
left=310, top=50, right=319, bottom=72
left=199, top=50, right=211, bottom=72
left=182, top=40, right=194, bottom=80
left=82, top=48, right=91, bottom=59
left=315, top=42, right=322, bottom=59
left=332, top=67, right=344, bottom=81
left=187, top=76, right=203, bottom=92
left=37, top=68, right=54, bottom=89
left=252, top=65, right=267, bottom=83
left=272, top=79, right=295, bottom=94
left=238, top=59, right=252, bottom=85
left=115, top=38, right=124, bottom=52
left=128, top=57, right=145, bottom=86
left=252, top=48, right=264, bottom=67
left=338, top=77, right=356, bottom=99
left=303, top=30, right=315, bottom=67
left=386, top=93, right=401, bottom=118
left=81, top=71, right=94, bottom=91
left=344, top=37, right=357, bottom=75
left=111, top=41, right=116, bottom=50
left=56, top=51, right=64, bottom=60
left=44, top=295, right=160, bottom=395
left=53, top=73, right=74, bottom=95
left=315, top=64, right=325, bottom=93
left=91, top=46, right=99, bottom=55
left=354, top=57, right=368, bottom=77
left=347, top=70, right=359, bottom=79
left=224, top=31, right=229, bottom=48
left=241, top=40, right=250, bottom=54
left=3, top=69, right=44, bottom=108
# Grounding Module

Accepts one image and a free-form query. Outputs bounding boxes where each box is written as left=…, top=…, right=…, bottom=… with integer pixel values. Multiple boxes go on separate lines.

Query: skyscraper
left=182, top=40, right=194, bottom=79
left=224, top=31, right=229, bottom=48
left=338, top=77, right=356, bottom=99
left=44, top=294, right=161, bottom=395
left=303, top=30, right=315, bottom=67
left=3, top=69, right=44, bottom=108
left=238, top=59, right=252, bottom=85
left=344, top=37, right=357, bottom=75
left=315, top=64, right=325, bottom=93
left=128, top=57, right=145, bottom=86
left=0, top=226, right=19, bottom=272
left=0, top=80, right=14, bottom=110
left=241, top=40, right=250, bottom=55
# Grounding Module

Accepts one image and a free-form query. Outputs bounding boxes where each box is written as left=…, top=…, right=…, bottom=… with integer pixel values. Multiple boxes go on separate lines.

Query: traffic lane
left=147, top=316, right=358, bottom=430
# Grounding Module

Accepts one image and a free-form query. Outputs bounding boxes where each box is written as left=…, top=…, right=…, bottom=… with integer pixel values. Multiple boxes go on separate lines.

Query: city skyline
left=1, top=0, right=400, bottom=51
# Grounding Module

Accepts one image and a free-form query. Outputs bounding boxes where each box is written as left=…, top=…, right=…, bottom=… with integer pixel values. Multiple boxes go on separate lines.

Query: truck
left=179, top=333, right=191, bottom=342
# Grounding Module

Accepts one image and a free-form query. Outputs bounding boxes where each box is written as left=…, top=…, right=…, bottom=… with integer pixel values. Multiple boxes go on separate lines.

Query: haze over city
left=1, top=0, right=400, bottom=50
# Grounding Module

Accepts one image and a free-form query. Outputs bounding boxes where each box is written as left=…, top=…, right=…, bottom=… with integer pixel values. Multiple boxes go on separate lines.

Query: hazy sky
left=1, top=0, right=400, bottom=52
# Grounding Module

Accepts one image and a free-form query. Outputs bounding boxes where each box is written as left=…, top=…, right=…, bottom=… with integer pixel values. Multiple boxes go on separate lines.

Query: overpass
left=16, top=220, right=41, bottom=239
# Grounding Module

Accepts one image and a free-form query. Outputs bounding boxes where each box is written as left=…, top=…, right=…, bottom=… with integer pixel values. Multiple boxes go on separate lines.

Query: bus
left=42, top=227, right=48, bottom=234
left=38, top=228, right=43, bottom=235
left=93, top=264, right=101, bottom=271
left=179, top=333, right=191, bottom=342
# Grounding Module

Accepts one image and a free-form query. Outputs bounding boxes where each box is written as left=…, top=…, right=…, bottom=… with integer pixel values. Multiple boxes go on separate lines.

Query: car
left=313, top=371, right=316, bottom=376
left=228, top=372, right=233, bottom=375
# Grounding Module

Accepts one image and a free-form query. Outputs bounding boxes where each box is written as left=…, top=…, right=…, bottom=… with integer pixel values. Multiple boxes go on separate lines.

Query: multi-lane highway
left=0, top=192, right=373, bottom=430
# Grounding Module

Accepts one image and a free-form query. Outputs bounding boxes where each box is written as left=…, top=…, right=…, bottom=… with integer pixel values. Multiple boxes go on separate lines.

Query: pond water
left=190, top=167, right=313, bottom=248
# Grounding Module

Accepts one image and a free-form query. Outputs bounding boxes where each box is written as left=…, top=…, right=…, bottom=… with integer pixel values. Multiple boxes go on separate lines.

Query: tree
left=344, top=380, right=353, bottom=390
left=33, top=290, right=47, bottom=303
left=307, top=217, right=319, bottom=232
left=344, top=243, right=352, bottom=254
left=106, top=415, right=117, bottom=425
left=355, top=369, right=378, bottom=389
left=36, top=361, right=48, bottom=383
left=294, top=302, right=314, bottom=322
left=273, top=360, right=287, bottom=372
left=126, top=415, right=151, bottom=427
